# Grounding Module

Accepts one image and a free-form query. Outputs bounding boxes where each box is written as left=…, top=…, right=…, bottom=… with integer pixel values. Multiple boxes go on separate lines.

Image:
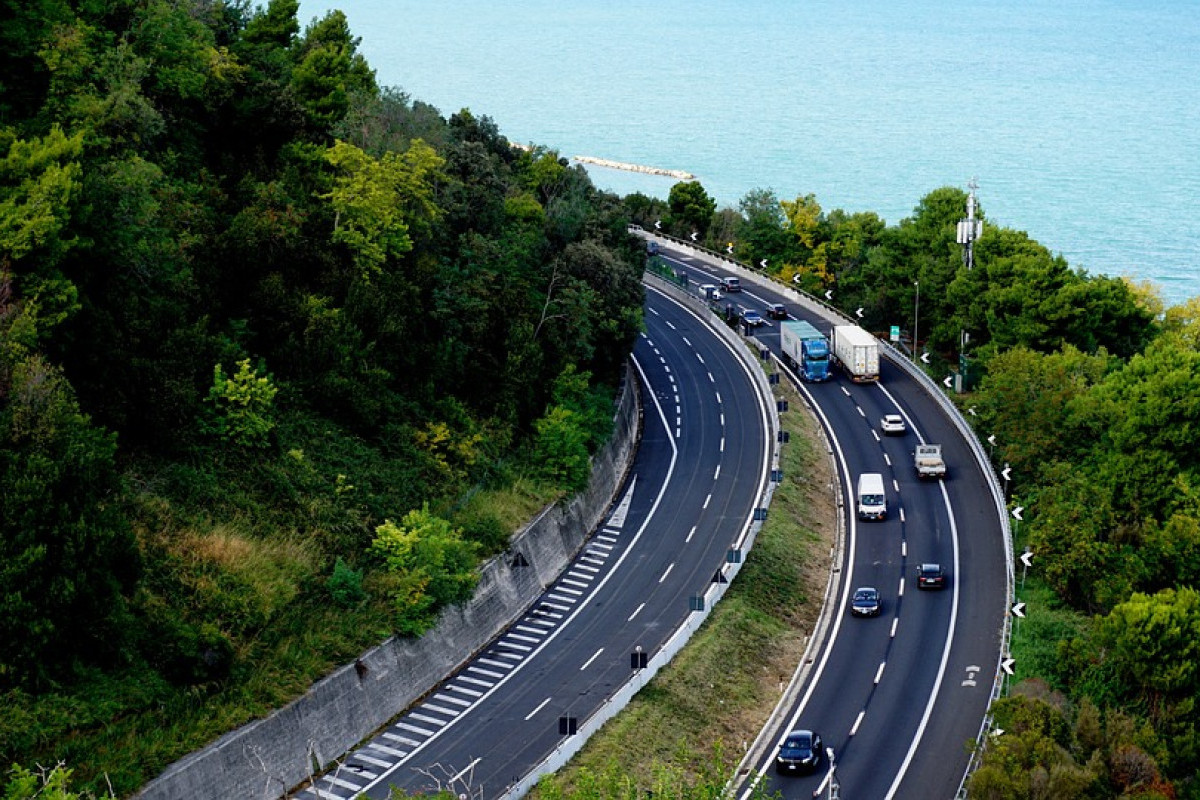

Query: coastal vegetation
left=4, top=0, right=1199, bottom=798
left=0, top=0, right=642, bottom=794
left=628, top=184, right=1198, bottom=799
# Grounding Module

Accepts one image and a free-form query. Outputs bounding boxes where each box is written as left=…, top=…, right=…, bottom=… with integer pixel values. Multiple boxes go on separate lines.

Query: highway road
left=649, top=240, right=1009, bottom=800
left=295, top=284, right=776, bottom=800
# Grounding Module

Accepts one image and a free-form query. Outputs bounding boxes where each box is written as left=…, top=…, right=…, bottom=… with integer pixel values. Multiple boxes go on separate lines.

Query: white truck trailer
left=831, top=324, right=880, bottom=382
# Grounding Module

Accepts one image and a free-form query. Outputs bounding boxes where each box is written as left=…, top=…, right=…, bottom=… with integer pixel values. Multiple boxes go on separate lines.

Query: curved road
left=653, top=241, right=1007, bottom=800
left=296, top=285, right=775, bottom=800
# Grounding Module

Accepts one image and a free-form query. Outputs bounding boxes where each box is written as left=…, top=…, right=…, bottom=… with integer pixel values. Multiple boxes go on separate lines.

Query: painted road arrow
left=1012, top=506, right=1024, bottom=521
left=1020, top=550, right=1034, bottom=568
left=943, top=375, right=953, bottom=388
left=1001, top=657, right=1016, bottom=676
left=1001, top=464, right=1012, bottom=481
left=920, top=352, right=930, bottom=364
left=1012, top=602, right=1026, bottom=618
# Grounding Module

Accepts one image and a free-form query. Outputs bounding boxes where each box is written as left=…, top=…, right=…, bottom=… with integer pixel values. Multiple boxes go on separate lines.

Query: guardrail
left=631, top=226, right=1014, bottom=798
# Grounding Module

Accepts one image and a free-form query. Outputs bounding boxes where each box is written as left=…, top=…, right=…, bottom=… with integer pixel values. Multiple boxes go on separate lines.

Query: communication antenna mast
left=956, top=178, right=983, bottom=271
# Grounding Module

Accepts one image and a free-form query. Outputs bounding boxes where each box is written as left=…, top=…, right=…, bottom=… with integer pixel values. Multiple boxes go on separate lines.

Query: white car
left=880, top=414, right=906, bottom=435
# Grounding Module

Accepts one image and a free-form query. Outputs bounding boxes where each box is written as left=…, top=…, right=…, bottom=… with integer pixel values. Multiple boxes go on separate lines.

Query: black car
left=739, top=306, right=765, bottom=327
left=766, top=302, right=788, bottom=320
left=917, top=563, right=947, bottom=590
left=850, top=586, right=881, bottom=617
left=776, top=729, right=823, bottom=774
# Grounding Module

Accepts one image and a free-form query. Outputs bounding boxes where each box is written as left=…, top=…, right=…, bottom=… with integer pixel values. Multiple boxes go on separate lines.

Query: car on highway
left=766, top=302, right=788, bottom=320
left=917, top=563, right=947, bottom=590
left=720, top=276, right=741, bottom=292
left=850, top=586, right=881, bottom=617
left=775, top=729, right=823, bottom=774
left=880, top=414, right=906, bottom=435
left=739, top=307, right=765, bottom=327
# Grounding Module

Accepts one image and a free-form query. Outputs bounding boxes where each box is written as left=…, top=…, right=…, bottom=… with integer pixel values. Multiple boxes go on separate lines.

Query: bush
left=327, top=557, right=366, bottom=608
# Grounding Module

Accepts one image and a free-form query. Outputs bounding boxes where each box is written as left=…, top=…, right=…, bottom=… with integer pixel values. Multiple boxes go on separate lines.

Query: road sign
left=890, top=325, right=900, bottom=342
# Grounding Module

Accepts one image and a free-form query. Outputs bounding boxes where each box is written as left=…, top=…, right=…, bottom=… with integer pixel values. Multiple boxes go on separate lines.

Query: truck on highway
left=831, top=324, right=880, bottom=382
left=780, top=320, right=831, bottom=382
left=914, top=444, right=947, bottom=479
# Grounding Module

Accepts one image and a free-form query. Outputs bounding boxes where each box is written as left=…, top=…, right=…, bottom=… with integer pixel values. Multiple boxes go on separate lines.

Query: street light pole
left=913, top=280, right=920, bottom=361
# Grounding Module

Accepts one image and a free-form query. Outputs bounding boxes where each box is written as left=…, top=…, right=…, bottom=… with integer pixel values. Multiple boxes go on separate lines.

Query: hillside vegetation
left=0, top=0, right=643, bottom=794
left=5, top=2, right=1200, bottom=799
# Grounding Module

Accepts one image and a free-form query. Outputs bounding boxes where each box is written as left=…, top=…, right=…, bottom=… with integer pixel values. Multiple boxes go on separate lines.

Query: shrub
left=327, top=557, right=366, bottom=608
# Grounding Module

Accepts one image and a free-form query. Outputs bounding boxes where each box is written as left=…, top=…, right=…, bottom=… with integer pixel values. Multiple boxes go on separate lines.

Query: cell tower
left=956, top=178, right=983, bottom=271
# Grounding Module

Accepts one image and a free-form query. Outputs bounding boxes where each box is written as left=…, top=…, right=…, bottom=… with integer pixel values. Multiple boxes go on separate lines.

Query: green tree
left=292, top=10, right=376, bottom=129
left=533, top=405, right=590, bottom=493
left=371, top=506, right=479, bottom=635
left=974, top=344, right=1110, bottom=483
left=735, top=187, right=787, bottom=267
left=0, top=125, right=83, bottom=269
left=1096, top=588, right=1200, bottom=709
left=322, top=138, right=444, bottom=278
left=201, top=358, right=279, bottom=449
left=667, top=180, right=716, bottom=239
left=0, top=337, right=136, bottom=686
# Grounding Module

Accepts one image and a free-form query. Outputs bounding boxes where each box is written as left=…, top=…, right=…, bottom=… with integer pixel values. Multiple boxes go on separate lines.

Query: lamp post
left=913, top=280, right=920, bottom=361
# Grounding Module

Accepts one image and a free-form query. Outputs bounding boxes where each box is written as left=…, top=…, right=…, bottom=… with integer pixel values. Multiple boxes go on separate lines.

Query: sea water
left=299, top=0, right=1200, bottom=305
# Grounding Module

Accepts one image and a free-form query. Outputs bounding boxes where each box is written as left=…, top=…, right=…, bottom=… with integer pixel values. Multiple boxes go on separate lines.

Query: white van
left=857, top=473, right=887, bottom=520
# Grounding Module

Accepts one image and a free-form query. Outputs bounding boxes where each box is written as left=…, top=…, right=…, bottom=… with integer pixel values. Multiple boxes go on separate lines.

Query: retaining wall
left=136, top=365, right=641, bottom=800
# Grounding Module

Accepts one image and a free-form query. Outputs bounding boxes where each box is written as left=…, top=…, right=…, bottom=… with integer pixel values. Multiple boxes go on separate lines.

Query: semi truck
left=831, top=324, right=880, bottom=382
left=780, top=320, right=831, bottom=382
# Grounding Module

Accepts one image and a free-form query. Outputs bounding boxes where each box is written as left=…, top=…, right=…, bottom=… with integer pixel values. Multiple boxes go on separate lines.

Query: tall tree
left=666, top=180, right=715, bottom=239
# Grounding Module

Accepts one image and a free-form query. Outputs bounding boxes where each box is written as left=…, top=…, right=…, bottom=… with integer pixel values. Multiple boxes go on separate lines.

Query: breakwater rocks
left=573, top=155, right=695, bottom=180
left=508, top=143, right=695, bottom=181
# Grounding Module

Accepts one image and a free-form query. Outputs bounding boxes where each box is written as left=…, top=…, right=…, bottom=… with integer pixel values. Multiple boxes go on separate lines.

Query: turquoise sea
left=300, top=0, right=1200, bottom=305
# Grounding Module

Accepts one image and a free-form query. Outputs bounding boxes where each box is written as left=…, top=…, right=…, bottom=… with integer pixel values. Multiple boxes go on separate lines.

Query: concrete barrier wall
left=136, top=365, right=642, bottom=800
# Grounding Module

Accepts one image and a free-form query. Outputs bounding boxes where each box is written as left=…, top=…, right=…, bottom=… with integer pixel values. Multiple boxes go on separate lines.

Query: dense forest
left=4, top=1, right=1199, bottom=799
left=0, top=0, right=644, bottom=794
left=635, top=183, right=1199, bottom=799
